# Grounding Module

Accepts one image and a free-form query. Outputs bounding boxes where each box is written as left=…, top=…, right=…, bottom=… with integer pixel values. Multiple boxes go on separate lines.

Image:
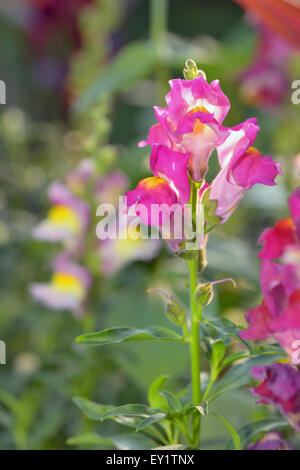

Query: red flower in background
left=234, top=0, right=300, bottom=51
left=25, top=0, right=92, bottom=53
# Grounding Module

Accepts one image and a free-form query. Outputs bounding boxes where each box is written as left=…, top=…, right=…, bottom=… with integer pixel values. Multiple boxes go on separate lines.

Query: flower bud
left=194, top=282, right=213, bottom=307
left=147, top=288, right=186, bottom=326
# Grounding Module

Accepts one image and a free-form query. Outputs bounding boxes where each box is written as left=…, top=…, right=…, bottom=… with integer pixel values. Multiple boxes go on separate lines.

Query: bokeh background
left=0, top=0, right=299, bottom=449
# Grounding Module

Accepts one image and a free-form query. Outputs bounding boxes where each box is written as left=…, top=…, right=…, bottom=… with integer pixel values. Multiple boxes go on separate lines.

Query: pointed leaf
left=213, top=413, right=241, bottom=450
left=76, top=326, right=184, bottom=346
left=148, top=375, right=169, bottom=410
left=135, top=413, right=167, bottom=432
left=158, top=390, right=182, bottom=413
left=203, top=317, right=252, bottom=352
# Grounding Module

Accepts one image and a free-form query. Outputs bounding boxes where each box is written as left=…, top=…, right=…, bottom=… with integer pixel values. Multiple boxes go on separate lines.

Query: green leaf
left=73, top=397, right=162, bottom=423
left=148, top=375, right=169, bottom=410
left=227, top=417, right=289, bottom=450
left=210, top=340, right=226, bottom=375
left=213, top=413, right=241, bottom=450
left=158, top=390, right=182, bottom=413
left=135, top=413, right=167, bottom=432
left=73, top=41, right=157, bottom=113
left=220, top=350, right=249, bottom=370
left=68, top=432, right=156, bottom=450
left=203, top=317, right=252, bottom=353
left=76, top=326, right=185, bottom=346
left=207, top=352, right=285, bottom=401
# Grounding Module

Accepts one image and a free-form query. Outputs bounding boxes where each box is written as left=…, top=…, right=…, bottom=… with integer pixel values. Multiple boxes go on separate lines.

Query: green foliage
left=76, top=326, right=185, bottom=346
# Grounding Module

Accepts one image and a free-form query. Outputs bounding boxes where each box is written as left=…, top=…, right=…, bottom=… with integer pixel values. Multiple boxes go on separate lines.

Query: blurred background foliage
left=0, top=0, right=299, bottom=449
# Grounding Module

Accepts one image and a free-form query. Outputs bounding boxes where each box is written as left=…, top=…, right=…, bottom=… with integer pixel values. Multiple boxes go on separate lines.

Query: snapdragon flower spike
left=209, top=118, right=282, bottom=223
left=139, top=76, right=230, bottom=181
left=29, top=252, right=92, bottom=315
left=240, top=258, right=300, bottom=360
left=126, top=145, right=190, bottom=226
left=251, top=363, right=300, bottom=432
left=259, top=187, right=300, bottom=259
left=248, top=431, right=293, bottom=450
left=32, top=182, right=90, bottom=248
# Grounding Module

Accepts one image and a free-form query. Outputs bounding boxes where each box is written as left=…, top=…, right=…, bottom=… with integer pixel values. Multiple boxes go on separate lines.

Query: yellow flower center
left=52, top=272, right=84, bottom=297
left=48, top=205, right=80, bottom=232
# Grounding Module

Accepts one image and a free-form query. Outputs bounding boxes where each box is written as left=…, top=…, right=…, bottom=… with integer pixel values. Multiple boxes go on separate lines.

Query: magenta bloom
left=209, top=119, right=281, bottom=223
left=248, top=431, right=293, bottom=450
left=126, top=145, right=190, bottom=226
left=29, top=252, right=92, bottom=315
left=32, top=182, right=90, bottom=249
left=251, top=363, right=300, bottom=432
left=140, top=76, right=230, bottom=181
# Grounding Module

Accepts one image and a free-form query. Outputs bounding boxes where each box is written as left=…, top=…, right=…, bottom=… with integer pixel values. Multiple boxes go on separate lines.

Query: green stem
left=189, top=257, right=202, bottom=449
left=150, top=0, right=169, bottom=104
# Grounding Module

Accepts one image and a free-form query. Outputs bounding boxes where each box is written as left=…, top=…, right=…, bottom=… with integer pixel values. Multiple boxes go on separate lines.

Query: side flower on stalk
left=251, top=363, right=300, bottom=432
left=29, top=252, right=92, bottom=316
left=240, top=188, right=300, bottom=360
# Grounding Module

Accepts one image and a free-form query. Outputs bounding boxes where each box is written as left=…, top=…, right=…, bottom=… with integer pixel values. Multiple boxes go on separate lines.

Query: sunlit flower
left=139, top=76, right=230, bottom=181
left=208, top=118, right=281, bottom=223
left=248, top=431, right=293, bottom=450
left=32, top=182, right=90, bottom=249
left=251, top=363, right=300, bottom=432
left=29, top=252, right=91, bottom=314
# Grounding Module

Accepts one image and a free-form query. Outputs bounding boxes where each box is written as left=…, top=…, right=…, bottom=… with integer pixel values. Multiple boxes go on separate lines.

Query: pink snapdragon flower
left=29, top=252, right=92, bottom=315
left=251, top=363, right=300, bottom=432
left=126, top=71, right=281, bottom=248
left=32, top=182, right=90, bottom=250
left=248, top=431, right=293, bottom=450
left=139, top=76, right=230, bottom=181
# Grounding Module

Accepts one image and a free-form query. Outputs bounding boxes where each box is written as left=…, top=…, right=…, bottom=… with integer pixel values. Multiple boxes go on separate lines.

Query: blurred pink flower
left=32, top=182, right=90, bottom=251
left=29, top=252, right=92, bottom=314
